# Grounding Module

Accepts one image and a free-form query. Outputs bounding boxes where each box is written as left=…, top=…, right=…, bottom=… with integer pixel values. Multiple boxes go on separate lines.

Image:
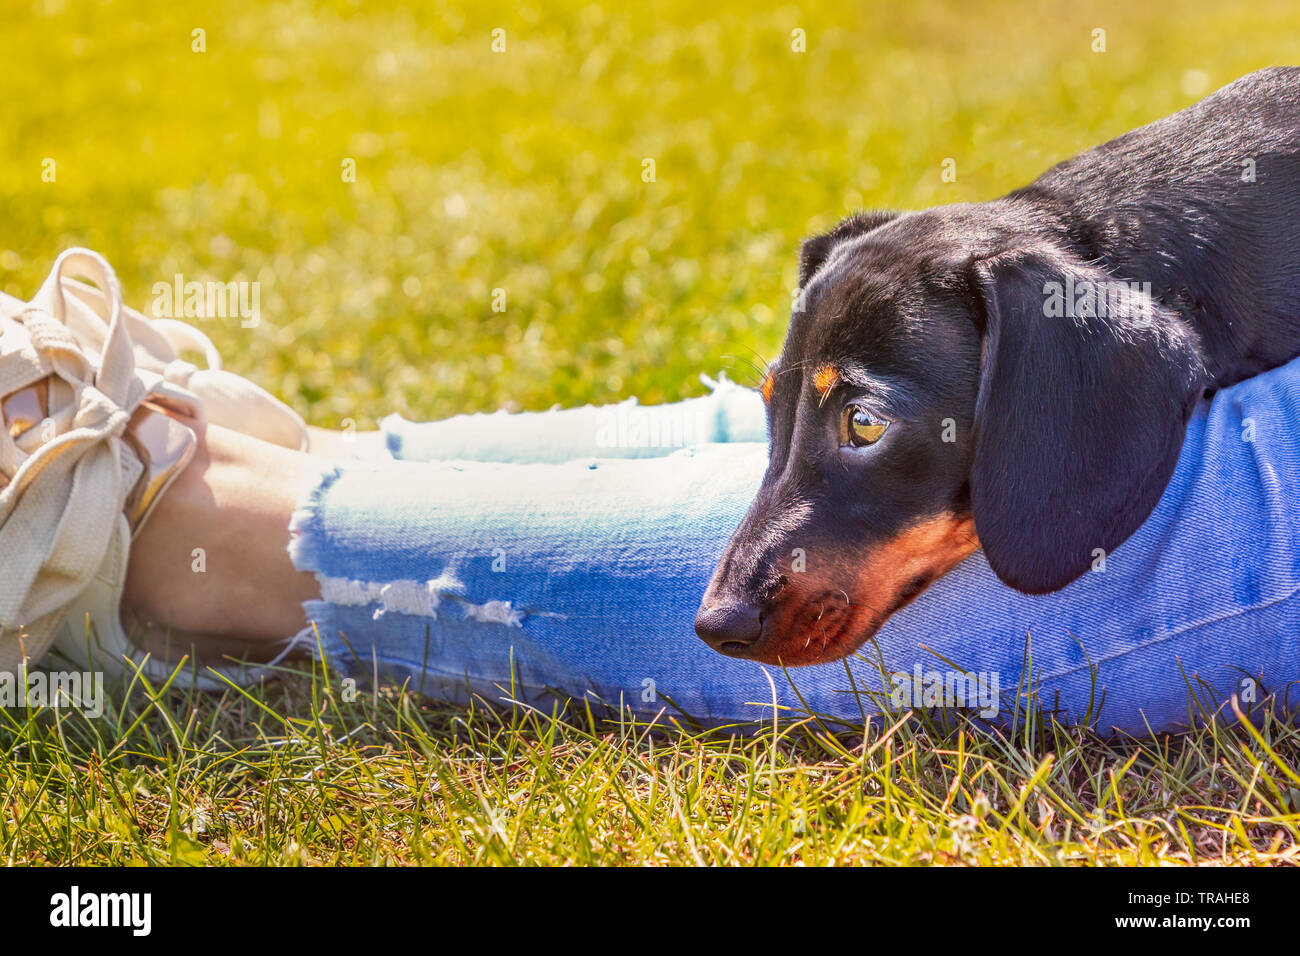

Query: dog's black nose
left=694, top=602, right=763, bottom=655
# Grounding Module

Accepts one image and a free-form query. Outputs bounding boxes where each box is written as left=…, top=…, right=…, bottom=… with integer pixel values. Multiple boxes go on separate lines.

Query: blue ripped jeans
left=287, top=366, right=1300, bottom=736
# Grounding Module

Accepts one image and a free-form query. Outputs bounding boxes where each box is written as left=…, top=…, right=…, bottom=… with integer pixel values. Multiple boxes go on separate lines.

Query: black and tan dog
left=696, top=67, right=1300, bottom=666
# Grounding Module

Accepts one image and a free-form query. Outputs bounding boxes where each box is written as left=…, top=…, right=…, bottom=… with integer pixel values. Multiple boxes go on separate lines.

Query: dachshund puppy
left=697, top=67, right=1300, bottom=665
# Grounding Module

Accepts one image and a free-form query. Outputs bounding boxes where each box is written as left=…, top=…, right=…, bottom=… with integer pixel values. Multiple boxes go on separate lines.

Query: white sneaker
left=0, top=248, right=309, bottom=687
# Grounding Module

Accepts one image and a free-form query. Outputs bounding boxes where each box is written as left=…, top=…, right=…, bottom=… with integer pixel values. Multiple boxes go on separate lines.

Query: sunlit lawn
left=2, top=0, right=1299, bottom=864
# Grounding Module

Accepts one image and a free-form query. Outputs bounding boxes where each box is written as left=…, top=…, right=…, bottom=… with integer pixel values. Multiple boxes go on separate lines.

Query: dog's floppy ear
left=799, top=210, right=901, bottom=286
left=968, top=249, right=1206, bottom=594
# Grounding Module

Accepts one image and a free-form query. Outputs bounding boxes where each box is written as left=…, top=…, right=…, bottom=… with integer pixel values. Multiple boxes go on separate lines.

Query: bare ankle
left=121, top=420, right=324, bottom=654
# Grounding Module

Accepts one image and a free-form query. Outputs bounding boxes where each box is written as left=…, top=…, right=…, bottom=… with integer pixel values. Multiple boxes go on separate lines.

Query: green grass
left=4, top=658, right=1300, bottom=865
left=3, top=0, right=1300, bottom=865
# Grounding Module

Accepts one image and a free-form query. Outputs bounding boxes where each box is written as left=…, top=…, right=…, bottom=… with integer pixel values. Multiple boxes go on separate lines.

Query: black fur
left=968, top=249, right=1205, bottom=592
left=697, top=67, right=1300, bottom=663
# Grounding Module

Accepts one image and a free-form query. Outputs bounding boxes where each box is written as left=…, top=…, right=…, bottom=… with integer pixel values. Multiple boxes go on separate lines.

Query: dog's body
left=697, top=67, right=1300, bottom=665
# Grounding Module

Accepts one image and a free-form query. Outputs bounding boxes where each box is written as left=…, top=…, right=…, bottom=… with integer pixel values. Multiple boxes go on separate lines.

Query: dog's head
left=695, top=207, right=1207, bottom=665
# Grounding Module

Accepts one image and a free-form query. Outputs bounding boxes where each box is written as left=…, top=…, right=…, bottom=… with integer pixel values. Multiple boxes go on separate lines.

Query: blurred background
left=2, top=0, right=1298, bottom=428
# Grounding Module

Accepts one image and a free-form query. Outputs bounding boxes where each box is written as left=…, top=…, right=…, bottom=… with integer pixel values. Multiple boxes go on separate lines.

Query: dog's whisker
left=774, top=360, right=811, bottom=379
left=720, top=352, right=774, bottom=389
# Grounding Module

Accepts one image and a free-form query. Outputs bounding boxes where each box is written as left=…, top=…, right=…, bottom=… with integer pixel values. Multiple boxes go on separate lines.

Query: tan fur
left=751, top=514, right=979, bottom=666
left=812, top=364, right=840, bottom=402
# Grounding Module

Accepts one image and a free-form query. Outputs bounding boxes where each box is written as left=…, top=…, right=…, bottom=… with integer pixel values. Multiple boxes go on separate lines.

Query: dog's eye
left=843, top=405, right=889, bottom=447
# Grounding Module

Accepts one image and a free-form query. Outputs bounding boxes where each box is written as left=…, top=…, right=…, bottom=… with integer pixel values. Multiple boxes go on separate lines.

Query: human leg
left=118, top=358, right=1300, bottom=734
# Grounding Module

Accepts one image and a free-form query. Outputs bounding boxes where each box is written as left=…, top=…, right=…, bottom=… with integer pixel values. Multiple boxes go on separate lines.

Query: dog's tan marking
left=869, top=514, right=980, bottom=594
left=751, top=513, right=980, bottom=666
left=760, top=372, right=775, bottom=404
left=812, top=364, right=840, bottom=404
